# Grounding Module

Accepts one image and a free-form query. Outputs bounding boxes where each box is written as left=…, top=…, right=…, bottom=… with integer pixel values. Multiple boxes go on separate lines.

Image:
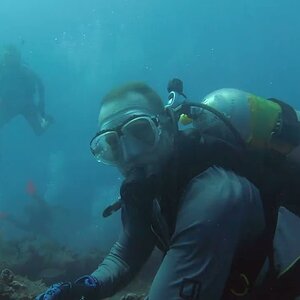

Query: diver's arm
left=91, top=206, right=156, bottom=299
left=26, top=67, right=45, bottom=116
left=27, top=68, right=45, bottom=116
left=35, top=75, right=45, bottom=116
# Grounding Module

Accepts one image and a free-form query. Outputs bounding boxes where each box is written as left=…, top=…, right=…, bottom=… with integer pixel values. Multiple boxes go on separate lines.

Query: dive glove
left=73, top=275, right=100, bottom=299
left=35, top=275, right=100, bottom=300
left=35, top=282, right=72, bottom=300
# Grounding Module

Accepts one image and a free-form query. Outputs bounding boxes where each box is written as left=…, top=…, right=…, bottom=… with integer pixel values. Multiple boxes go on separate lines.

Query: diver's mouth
left=122, top=158, right=160, bottom=179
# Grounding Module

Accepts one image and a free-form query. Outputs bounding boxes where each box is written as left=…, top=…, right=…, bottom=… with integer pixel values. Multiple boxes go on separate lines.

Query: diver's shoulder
left=190, top=165, right=255, bottom=198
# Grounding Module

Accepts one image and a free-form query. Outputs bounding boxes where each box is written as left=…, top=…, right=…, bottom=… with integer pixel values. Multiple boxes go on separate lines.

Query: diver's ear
left=163, top=106, right=178, bottom=134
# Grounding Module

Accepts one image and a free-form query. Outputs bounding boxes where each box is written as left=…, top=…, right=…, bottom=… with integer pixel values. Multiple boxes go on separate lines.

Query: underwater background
left=0, top=0, right=299, bottom=297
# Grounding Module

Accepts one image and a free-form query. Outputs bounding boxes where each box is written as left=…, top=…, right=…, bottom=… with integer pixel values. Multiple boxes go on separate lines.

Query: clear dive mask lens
left=90, top=115, right=161, bottom=165
left=90, top=131, right=122, bottom=164
left=122, top=116, right=158, bottom=146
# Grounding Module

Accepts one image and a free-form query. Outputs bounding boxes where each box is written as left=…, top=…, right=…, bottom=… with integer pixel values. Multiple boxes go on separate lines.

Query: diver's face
left=97, top=92, right=174, bottom=175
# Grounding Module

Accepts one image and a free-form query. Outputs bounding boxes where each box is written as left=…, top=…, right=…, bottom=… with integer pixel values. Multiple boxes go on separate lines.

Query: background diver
left=0, top=45, right=53, bottom=135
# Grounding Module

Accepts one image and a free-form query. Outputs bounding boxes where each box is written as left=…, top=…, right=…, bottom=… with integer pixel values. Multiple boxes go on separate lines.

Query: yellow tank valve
left=179, top=114, right=193, bottom=125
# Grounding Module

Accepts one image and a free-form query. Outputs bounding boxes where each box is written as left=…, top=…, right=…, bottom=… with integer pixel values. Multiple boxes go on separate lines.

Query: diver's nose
left=120, top=136, right=140, bottom=163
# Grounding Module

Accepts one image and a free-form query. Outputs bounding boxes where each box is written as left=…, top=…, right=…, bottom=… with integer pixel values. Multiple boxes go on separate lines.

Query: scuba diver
left=37, top=81, right=300, bottom=300
left=0, top=45, right=53, bottom=135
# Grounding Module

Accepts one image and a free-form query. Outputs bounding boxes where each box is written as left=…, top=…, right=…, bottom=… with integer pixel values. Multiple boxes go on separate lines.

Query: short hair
left=101, top=82, right=165, bottom=114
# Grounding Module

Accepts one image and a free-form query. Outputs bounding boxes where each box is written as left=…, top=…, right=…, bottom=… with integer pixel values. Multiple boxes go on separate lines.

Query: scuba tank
left=166, top=81, right=300, bottom=159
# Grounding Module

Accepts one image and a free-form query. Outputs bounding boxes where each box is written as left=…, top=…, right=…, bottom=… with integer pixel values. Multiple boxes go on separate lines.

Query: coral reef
left=0, top=234, right=159, bottom=299
left=0, top=268, right=46, bottom=300
left=0, top=235, right=104, bottom=284
left=0, top=234, right=104, bottom=299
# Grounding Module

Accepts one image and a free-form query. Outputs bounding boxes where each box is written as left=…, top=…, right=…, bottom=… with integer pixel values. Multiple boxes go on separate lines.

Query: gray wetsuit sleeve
left=148, top=166, right=265, bottom=300
left=92, top=204, right=156, bottom=299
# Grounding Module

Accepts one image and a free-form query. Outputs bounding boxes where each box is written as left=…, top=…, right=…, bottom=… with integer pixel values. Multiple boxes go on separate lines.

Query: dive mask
left=90, top=115, right=162, bottom=165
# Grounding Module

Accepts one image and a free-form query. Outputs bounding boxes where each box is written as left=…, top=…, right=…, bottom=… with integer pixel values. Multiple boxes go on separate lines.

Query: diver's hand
left=36, top=276, right=100, bottom=300
left=72, top=275, right=100, bottom=299
left=35, top=282, right=72, bottom=300
left=40, top=114, right=54, bottom=129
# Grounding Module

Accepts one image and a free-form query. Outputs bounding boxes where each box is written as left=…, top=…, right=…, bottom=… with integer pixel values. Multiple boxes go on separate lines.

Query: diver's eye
left=105, top=134, right=119, bottom=149
left=123, top=118, right=157, bottom=146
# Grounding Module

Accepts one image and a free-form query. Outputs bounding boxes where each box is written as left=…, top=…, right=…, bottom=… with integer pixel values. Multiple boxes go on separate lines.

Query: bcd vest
left=154, top=129, right=299, bottom=299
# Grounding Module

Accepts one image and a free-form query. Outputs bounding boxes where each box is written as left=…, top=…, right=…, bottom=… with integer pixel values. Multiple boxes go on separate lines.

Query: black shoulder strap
left=268, top=98, right=300, bottom=147
left=222, top=193, right=280, bottom=299
left=160, top=130, right=249, bottom=236
left=176, top=129, right=248, bottom=181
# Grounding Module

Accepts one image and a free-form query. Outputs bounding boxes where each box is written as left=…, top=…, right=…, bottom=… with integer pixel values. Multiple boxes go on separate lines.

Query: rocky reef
left=0, top=234, right=104, bottom=284
left=0, top=234, right=104, bottom=299
left=0, top=268, right=46, bottom=300
left=0, top=234, right=158, bottom=299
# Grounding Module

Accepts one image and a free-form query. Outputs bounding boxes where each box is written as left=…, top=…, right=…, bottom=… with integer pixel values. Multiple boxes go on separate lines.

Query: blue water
left=0, top=0, right=299, bottom=250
